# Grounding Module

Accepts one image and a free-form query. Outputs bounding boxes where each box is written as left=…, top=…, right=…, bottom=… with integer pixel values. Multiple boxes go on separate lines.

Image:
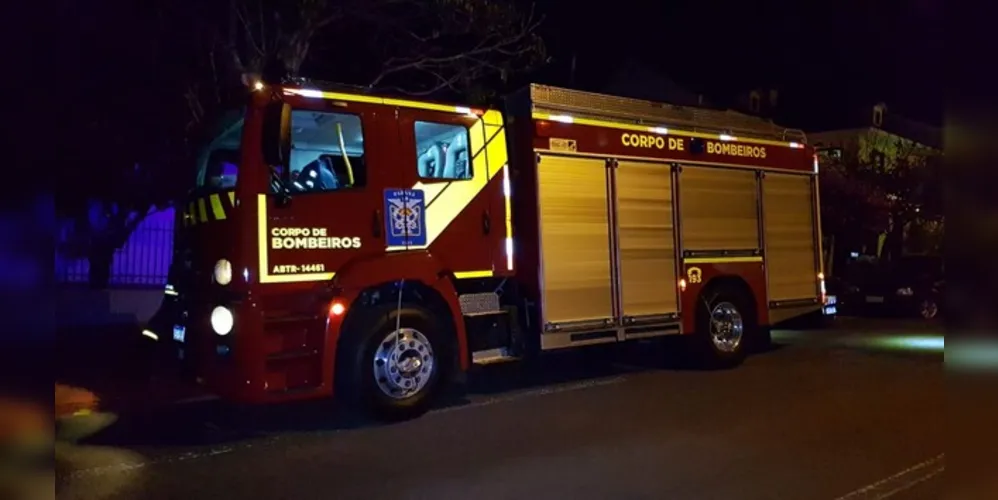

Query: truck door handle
left=372, top=210, right=382, bottom=238
left=482, top=210, right=491, bottom=235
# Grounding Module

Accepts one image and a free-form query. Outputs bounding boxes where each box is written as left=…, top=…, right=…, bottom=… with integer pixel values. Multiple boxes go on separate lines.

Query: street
left=53, top=317, right=943, bottom=500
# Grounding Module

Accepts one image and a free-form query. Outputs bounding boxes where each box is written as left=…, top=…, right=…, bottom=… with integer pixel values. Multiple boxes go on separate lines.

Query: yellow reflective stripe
left=503, top=165, right=513, bottom=239
left=684, top=256, right=763, bottom=264
left=383, top=98, right=458, bottom=113
left=454, top=270, right=493, bottom=279
left=532, top=112, right=793, bottom=148
left=283, top=88, right=474, bottom=114
left=256, top=194, right=335, bottom=283
left=228, top=191, right=236, bottom=206
left=256, top=194, right=268, bottom=280
left=387, top=109, right=508, bottom=252
left=197, top=198, right=209, bottom=223
left=259, top=272, right=336, bottom=283
left=209, top=194, right=226, bottom=220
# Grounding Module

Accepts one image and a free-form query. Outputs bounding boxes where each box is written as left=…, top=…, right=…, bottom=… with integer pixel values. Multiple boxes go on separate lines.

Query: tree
left=58, top=0, right=546, bottom=287
left=818, top=129, right=942, bottom=273
left=853, top=130, right=942, bottom=261
left=56, top=0, right=190, bottom=287
left=179, top=0, right=546, bottom=132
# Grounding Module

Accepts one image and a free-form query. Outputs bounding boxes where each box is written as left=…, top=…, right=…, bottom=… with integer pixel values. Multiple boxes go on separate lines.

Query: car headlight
left=214, top=259, right=233, bottom=286
left=896, top=287, right=914, bottom=296
left=210, top=306, right=234, bottom=335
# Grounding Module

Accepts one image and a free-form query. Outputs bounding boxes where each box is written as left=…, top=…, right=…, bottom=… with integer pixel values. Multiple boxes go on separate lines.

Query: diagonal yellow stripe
left=197, top=198, right=208, bottom=223
left=209, top=194, right=226, bottom=220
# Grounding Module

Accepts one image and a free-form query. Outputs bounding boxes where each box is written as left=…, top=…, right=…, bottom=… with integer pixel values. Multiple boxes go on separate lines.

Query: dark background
left=533, top=0, right=941, bottom=125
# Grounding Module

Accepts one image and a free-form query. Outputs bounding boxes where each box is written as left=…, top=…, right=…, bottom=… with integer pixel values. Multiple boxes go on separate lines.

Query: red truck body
left=153, top=82, right=829, bottom=417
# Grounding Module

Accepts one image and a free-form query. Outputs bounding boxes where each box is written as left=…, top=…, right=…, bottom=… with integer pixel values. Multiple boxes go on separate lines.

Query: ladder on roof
left=527, top=84, right=808, bottom=144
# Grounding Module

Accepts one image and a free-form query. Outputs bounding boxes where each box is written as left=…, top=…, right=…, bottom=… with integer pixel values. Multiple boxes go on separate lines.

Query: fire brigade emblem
left=383, top=188, right=427, bottom=247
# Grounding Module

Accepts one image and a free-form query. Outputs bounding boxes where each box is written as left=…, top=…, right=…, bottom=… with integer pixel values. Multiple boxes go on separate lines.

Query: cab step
left=472, top=347, right=520, bottom=365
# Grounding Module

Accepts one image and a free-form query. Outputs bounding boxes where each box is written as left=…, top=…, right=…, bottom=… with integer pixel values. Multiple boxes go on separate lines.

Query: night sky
left=57, top=0, right=942, bottom=162
left=531, top=0, right=942, bottom=125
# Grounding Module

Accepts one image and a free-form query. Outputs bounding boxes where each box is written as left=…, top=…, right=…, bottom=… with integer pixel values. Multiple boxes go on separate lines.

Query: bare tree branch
left=367, top=5, right=544, bottom=92
left=234, top=1, right=265, bottom=56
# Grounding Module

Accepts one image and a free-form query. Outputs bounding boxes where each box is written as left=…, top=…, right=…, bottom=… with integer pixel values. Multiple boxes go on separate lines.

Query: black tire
left=691, top=285, right=753, bottom=368
left=336, top=304, right=451, bottom=421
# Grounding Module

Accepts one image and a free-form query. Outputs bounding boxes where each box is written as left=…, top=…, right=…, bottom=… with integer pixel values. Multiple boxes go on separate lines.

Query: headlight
left=214, top=259, right=233, bottom=285
left=896, top=287, right=914, bottom=296
left=211, top=306, right=234, bottom=335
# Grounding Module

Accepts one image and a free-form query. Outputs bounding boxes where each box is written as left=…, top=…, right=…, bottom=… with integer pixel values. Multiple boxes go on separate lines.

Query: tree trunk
left=87, top=242, right=115, bottom=289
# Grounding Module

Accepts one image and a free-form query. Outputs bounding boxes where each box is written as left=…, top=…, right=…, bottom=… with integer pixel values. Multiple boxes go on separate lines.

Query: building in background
left=807, top=102, right=941, bottom=163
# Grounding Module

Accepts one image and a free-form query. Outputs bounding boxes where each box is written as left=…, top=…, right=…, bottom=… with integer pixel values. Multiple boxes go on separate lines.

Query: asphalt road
left=51, top=317, right=943, bottom=500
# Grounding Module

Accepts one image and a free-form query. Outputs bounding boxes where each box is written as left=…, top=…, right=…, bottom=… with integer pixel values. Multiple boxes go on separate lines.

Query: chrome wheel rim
left=709, top=301, right=744, bottom=353
left=920, top=299, right=938, bottom=319
left=373, top=328, right=436, bottom=400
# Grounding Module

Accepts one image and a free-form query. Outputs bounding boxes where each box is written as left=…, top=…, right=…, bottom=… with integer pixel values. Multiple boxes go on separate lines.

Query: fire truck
left=151, top=81, right=830, bottom=420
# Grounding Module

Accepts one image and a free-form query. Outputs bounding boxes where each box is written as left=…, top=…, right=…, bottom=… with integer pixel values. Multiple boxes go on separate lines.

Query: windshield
left=196, top=112, right=244, bottom=191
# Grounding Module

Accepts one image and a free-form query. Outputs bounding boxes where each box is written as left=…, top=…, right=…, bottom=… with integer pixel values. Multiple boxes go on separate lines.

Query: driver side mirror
left=262, top=101, right=291, bottom=167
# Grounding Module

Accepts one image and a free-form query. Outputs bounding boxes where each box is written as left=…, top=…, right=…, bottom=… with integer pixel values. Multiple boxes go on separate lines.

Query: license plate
left=173, top=325, right=186, bottom=343
left=823, top=305, right=837, bottom=316
left=825, top=295, right=837, bottom=306
left=865, top=296, right=885, bottom=304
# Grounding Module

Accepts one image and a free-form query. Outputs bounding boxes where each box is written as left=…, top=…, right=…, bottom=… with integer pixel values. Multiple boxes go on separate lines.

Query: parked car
left=833, top=255, right=943, bottom=320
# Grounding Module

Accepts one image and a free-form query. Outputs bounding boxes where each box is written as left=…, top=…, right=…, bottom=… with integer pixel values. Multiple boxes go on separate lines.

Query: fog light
left=214, top=259, right=233, bottom=285
left=211, top=306, right=234, bottom=335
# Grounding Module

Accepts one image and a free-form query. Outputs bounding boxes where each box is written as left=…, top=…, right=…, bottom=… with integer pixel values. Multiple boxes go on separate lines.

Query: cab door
left=259, top=97, right=398, bottom=284
left=395, top=107, right=503, bottom=279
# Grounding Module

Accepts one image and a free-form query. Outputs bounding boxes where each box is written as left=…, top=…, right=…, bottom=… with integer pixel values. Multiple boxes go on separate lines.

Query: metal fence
left=57, top=208, right=176, bottom=287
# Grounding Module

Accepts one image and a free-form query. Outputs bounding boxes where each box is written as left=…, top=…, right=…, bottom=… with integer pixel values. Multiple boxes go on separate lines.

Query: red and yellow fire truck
left=151, top=82, right=830, bottom=419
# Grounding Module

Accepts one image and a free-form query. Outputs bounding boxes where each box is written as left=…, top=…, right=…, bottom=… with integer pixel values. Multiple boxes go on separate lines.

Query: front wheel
left=337, top=304, right=450, bottom=421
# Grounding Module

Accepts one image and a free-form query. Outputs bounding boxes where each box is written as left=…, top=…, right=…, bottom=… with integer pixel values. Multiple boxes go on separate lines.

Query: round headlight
left=210, top=306, right=234, bottom=335
left=214, top=259, right=233, bottom=285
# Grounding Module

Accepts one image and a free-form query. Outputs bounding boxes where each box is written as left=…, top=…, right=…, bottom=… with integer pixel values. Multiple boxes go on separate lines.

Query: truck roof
left=510, top=84, right=807, bottom=145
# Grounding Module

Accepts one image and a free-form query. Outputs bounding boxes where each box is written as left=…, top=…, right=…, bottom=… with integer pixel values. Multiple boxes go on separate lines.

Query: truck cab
left=152, top=83, right=513, bottom=418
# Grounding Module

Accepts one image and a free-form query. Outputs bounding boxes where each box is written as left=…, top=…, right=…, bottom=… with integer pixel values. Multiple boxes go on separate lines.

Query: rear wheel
left=692, top=286, right=752, bottom=368
left=337, top=304, right=450, bottom=421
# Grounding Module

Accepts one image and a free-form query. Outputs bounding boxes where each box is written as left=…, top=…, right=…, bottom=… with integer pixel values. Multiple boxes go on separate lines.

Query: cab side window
left=287, top=110, right=367, bottom=193
left=414, top=121, right=472, bottom=180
